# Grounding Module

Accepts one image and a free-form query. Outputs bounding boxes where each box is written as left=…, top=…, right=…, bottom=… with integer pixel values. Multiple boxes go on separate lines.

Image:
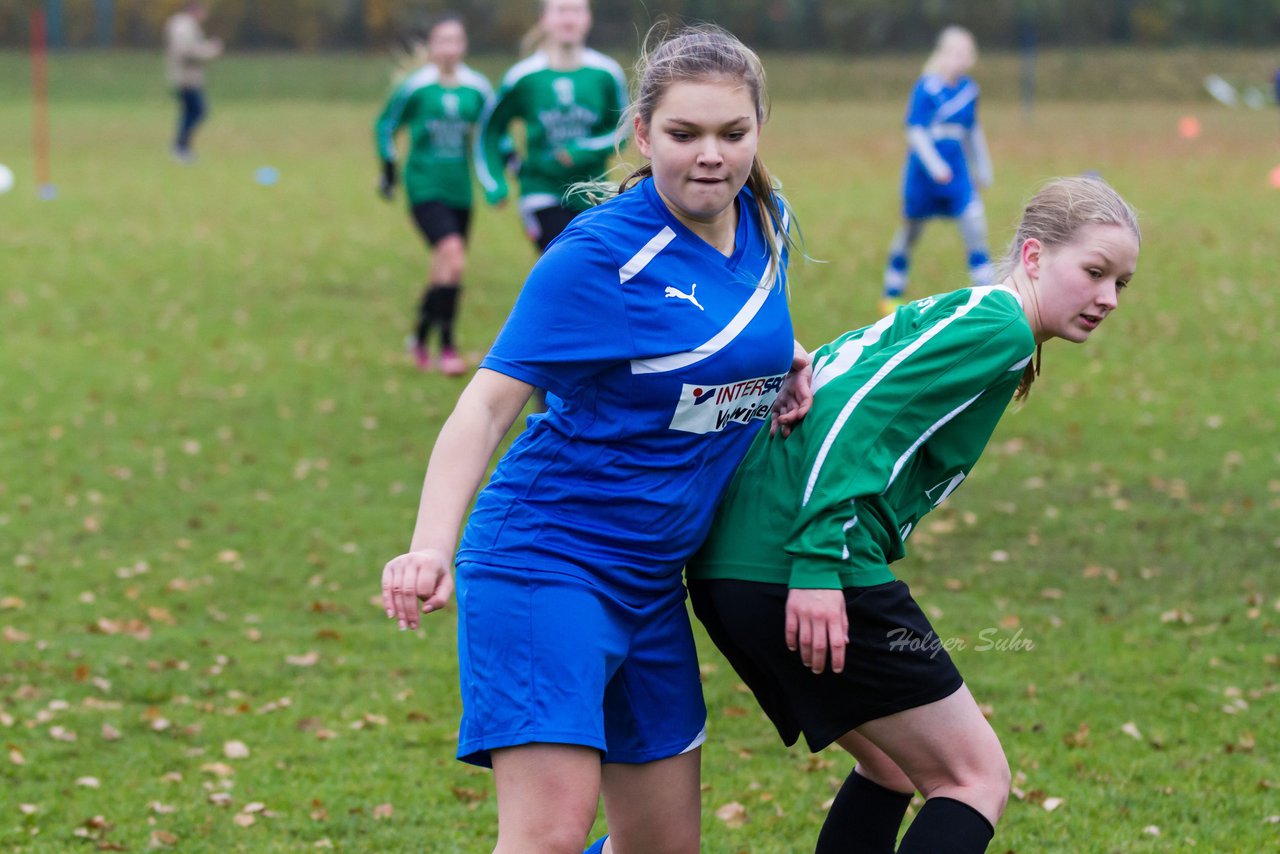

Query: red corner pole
left=31, top=7, right=53, bottom=195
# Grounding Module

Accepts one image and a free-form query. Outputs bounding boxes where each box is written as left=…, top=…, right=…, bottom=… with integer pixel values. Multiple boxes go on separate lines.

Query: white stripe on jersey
left=801, top=286, right=995, bottom=506
left=619, top=227, right=676, bottom=284
left=934, top=82, right=978, bottom=124
left=1009, top=354, right=1032, bottom=371
left=629, top=210, right=788, bottom=376
left=886, top=391, right=984, bottom=488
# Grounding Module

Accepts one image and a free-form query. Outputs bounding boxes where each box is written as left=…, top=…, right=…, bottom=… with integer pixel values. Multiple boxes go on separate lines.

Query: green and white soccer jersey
left=475, top=48, right=628, bottom=213
left=689, top=285, right=1035, bottom=589
left=374, top=63, right=492, bottom=208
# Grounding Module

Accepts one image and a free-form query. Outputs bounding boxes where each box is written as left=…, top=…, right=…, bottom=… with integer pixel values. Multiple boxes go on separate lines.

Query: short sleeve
left=481, top=229, right=635, bottom=396
left=905, top=79, right=933, bottom=127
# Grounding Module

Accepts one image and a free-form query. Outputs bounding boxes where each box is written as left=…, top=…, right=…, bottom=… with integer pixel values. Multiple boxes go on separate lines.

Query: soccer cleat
left=439, top=347, right=467, bottom=377
left=878, top=296, right=906, bottom=317
left=412, top=344, right=430, bottom=371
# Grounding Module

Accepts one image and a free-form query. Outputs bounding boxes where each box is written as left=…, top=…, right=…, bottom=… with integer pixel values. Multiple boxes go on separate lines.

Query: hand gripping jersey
left=475, top=48, right=628, bottom=214
left=689, top=286, right=1034, bottom=589
left=374, top=63, right=493, bottom=208
left=456, top=178, right=794, bottom=601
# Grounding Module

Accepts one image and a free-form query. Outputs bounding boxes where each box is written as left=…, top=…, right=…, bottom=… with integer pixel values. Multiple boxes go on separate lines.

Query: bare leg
left=599, top=748, right=701, bottom=854
left=492, top=744, right=602, bottom=854
left=854, top=684, right=1009, bottom=826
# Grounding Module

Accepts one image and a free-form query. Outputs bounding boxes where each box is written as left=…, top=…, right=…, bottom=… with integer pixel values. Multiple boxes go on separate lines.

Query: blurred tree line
left=2, top=0, right=1279, bottom=50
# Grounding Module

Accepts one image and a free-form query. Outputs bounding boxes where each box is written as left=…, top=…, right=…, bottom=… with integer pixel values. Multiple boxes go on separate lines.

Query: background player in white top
left=381, top=25, right=808, bottom=854
left=881, top=26, right=994, bottom=316
left=690, top=177, right=1140, bottom=854
left=164, top=1, right=222, bottom=163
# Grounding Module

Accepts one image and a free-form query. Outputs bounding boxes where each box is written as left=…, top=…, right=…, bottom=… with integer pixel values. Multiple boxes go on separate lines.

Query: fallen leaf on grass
left=1062, top=723, right=1090, bottom=749
left=286, top=651, right=320, bottom=667
left=1143, top=825, right=1161, bottom=836
left=102, top=724, right=121, bottom=741
left=233, top=813, right=256, bottom=828
left=19, top=804, right=37, bottom=815
left=201, top=762, right=235, bottom=777
left=372, top=803, right=394, bottom=820
left=314, top=840, right=334, bottom=849
left=149, top=830, right=178, bottom=848
left=1042, top=797, right=1064, bottom=812
left=10, top=746, right=28, bottom=765
left=149, top=802, right=176, bottom=815
left=223, top=740, right=250, bottom=759
left=1120, top=722, right=1143, bottom=740
left=208, top=793, right=233, bottom=808
left=75, top=777, right=101, bottom=788
left=3, top=626, right=30, bottom=643
left=715, top=802, right=748, bottom=828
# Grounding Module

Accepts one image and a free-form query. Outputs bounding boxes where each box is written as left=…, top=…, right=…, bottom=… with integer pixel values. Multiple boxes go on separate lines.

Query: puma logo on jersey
left=664, top=283, right=704, bottom=311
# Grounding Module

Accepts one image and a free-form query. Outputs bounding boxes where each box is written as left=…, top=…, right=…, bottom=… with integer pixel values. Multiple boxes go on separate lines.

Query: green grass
left=2, top=50, right=1278, bottom=852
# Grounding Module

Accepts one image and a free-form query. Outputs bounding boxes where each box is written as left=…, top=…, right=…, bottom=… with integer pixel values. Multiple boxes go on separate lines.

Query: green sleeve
left=561, top=66, right=629, bottom=167
left=787, top=316, right=1031, bottom=589
left=475, top=80, right=523, bottom=205
left=374, top=80, right=413, bottom=163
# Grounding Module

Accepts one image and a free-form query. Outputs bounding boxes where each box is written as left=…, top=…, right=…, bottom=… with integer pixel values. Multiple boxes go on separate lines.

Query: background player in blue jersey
left=690, top=177, right=1140, bottom=854
left=381, top=25, right=809, bottom=854
left=375, top=15, right=491, bottom=375
left=881, top=26, right=994, bottom=316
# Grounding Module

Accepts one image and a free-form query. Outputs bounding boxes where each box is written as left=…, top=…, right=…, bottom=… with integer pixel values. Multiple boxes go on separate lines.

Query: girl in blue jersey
left=881, top=26, right=994, bottom=316
left=381, top=25, right=808, bottom=854
left=691, top=177, right=1141, bottom=854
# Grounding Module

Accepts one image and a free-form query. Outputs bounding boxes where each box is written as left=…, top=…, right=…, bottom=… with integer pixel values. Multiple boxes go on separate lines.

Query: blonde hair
left=521, top=0, right=589, bottom=56
left=1005, top=175, right=1141, bottom=400
left=923, top=25, right=976, bottom=77
left=612, top=23, right=797, bottom=283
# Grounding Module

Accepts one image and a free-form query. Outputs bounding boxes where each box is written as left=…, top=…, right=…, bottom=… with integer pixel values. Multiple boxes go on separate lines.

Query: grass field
left=2, top=49, right=1278, bottom=852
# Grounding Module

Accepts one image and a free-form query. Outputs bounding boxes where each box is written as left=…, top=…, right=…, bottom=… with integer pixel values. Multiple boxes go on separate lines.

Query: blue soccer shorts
left=902, top=157, right=975, bottom=219
left=453, top=561, right=708, bottom=768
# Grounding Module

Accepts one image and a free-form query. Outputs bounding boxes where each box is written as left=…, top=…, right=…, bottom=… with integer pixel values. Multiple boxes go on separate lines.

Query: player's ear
left=1020, top=238, right=1042, bottom=280
left=634, top=115, right=652, bottom=159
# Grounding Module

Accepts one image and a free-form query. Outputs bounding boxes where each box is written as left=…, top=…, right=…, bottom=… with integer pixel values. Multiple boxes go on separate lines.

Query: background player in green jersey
left=375, top=15, right=492, bottom=375
left=689, top=177, right=1140, bottom=854
left=475, top=0, right=629, bottom=253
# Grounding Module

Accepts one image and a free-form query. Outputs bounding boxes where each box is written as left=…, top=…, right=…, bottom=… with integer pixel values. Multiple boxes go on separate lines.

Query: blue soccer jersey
left=902, top=74, right=983, bottom=219
left=456, top=177, right=794, bottom=600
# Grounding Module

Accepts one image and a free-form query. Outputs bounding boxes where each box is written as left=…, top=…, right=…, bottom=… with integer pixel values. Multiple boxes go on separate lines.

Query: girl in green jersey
left=689, top=177, right=1140, bottom=854
left=375, top=15, right=492, bottom=375
left=475, top=0, right=629, bottom=253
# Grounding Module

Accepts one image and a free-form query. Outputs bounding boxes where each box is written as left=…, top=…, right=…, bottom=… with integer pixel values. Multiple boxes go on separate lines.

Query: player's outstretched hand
left=771, top=343, right=813, bottom=437
left=931, top=164, right=954, bottom=185
left=381, top=548, right=453, bottom=631
left=785, top=588, right=849, bottom=675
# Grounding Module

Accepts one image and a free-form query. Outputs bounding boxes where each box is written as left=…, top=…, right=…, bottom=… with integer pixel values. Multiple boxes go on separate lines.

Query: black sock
left=414, top=285, right=439, bottom=347
left=434, top=284, right=460, bottom=349
left=815, top=769, right=913, bottom=854
left=896, top=797, right=994, bottom=854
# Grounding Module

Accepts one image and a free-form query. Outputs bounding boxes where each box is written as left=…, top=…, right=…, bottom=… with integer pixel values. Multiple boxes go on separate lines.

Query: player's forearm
left=906, top=126, right=950, bottom=180
left=406, top=374, right=530, bottom=555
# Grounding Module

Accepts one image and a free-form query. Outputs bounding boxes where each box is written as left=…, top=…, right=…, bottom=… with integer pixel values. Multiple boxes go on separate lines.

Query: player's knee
left=495, top=816, right=595, bottom=854
left=854, top=757, right=914, bottom=794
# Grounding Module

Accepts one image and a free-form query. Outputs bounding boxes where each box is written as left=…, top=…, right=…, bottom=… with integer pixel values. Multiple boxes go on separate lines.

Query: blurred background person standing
left=165, top=1, right=223, bottom=163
